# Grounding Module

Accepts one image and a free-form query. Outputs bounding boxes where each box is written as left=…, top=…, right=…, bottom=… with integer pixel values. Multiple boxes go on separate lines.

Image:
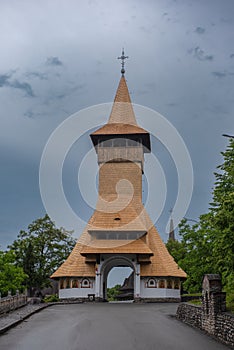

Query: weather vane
left=118, top=48, right=129, bottom=76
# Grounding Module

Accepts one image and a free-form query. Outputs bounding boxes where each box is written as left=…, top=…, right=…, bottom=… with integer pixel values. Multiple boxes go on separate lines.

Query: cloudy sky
left=1, top=0, right=234, bottom=262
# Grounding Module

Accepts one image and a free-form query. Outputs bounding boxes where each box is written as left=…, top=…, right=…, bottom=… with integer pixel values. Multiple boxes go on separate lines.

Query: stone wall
left=0, top=294, right=27, bottom=315
left=215, top=313, right=234, bottom=346
left=176, top=303, right=202, bottom=329
left=176, top=303, right=234, bottom=347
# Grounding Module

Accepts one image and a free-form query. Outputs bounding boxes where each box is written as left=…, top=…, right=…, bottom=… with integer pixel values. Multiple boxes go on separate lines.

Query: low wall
left=215, top=313, right=234, bottom=346
left=176, top=303, right=234, bottom=347
left=59, top=286, right=95, bottom=299
left=0, top=294, right=27, bottom=314
left=176, top=303, right=202, bottom=329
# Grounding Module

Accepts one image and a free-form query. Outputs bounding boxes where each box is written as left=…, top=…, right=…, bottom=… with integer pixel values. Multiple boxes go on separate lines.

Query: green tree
left=0, top=250, right=27, bottom=296
left=177, top=217, right=214, bottom=293
left=8, top=214, right=76, bottom=296
left=209, top=139, right=234, bottom=293
left=172, top=139, right=234, bottom=295
left=166, top=238, right=187, bottom=264
left=107, top=284, right=121, bottom=301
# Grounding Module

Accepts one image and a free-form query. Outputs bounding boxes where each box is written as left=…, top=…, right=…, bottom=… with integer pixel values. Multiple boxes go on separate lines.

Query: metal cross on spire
left=118, top=48, right=129, bottom=76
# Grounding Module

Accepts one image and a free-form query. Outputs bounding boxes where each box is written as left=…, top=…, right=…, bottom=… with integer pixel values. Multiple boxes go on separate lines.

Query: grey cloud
left=46, top=56, right=63, bottom=66
left=195, top=27, right=205, bottom=34
left=24, top=110, right=34, bottom=119
left=0, top=73, right=12, bottom=86
left=139, top=25, right=151, bottom=34
left=189, top=46, right=213, bottom=61
left=134, top=89, right=149, bottom=96
left=212, top=71, right=226, bottom=78
left=44, top=84, right=86, bottom=104
left=167, top=102, right=177, bottom=107
left=11, top=80, right=34, bottom=96
left=145, top=82, right=156, bottom=89
left=230, top=54, right=234, bottom=58
left=212, top=71, right=234, bottom=78
left=26, top=71, right=48, bottom=80
left=0, top=72, right=34, bottom=97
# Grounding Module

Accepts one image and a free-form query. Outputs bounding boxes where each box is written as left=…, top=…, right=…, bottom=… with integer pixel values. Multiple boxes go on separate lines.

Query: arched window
left=167, top=280, right=172, bottom=289
left=72, top=279, right=79, bottom=288
left=113, top=138, right=126, bottom=147
left=66, top=278, right=70, bottom=289
left=147, top=278, right=157, bottom=288
left=81, top=278, right=91, bottom=288
left=103, top=139, right=113, bottom=147
left=174, top=280, right=180, bottom=289
left=159, top=279, right=165, bottom=288
left=127, top=139, right=136, bottom=147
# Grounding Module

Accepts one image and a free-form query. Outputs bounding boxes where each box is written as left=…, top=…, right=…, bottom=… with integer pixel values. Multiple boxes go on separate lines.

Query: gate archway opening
left=100, top=256, right=136, bottom=301
left=107, top=267, right=133, bottom=301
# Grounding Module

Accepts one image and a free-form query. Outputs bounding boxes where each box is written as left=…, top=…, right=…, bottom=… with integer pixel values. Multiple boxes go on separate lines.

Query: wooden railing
left=0, top=294, right=27, bottom=314
left=97, top=147, right=144, bottom=169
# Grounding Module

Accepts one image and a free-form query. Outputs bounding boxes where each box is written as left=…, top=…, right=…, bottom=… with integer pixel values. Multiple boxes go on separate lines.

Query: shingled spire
left=90, top=63, right=151, bottom=152
left=108, top=75, right=137, bottom=125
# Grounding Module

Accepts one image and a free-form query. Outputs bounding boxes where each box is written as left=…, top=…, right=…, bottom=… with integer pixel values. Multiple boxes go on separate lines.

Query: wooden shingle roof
left=80, top=237, right=153, bottom=255
left=51, top=205, right=186, bottom=278
left=90, top=76, right=149, bottom=136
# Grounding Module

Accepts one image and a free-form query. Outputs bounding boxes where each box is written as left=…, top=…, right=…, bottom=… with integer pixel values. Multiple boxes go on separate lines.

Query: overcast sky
left=1, top=0, right=234, bottom=265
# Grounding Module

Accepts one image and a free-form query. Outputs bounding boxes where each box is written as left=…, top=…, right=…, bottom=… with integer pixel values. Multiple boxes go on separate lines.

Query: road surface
left=0, top=303, right=229, bottom=350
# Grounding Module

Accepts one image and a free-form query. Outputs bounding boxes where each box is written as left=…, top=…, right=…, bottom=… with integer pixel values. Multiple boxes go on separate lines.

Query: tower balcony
left=97, top=146, right=144, bottom=171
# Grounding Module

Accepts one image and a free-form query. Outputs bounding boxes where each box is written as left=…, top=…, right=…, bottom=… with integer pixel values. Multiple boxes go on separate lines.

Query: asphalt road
left=0, top=303, right=230, bottom=350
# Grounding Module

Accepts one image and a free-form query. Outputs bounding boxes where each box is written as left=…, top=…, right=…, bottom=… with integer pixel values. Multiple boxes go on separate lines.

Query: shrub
left=43, top=294, right=59, bottom=302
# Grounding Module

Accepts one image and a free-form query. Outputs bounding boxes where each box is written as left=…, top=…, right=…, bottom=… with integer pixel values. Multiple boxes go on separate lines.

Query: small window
left=66, top=278, right=70, bottom=289
left=167, top=280, right=172, bottom=289
left=127, top=139, right=137, bottom=147
left=81, top=278, right=91, bottom=288
left=113, top=138, right=126, bottom=147
left=60, top=279, right=64, bottom=289
left=103, top=139, right=113, bottom=147
left=114, top=217, right=121, bottom=221
left=72, top=279, right=79, bottom=288
left=147, top=278, right=156, bottom=288
left=159, top=279, right=165, bottom=288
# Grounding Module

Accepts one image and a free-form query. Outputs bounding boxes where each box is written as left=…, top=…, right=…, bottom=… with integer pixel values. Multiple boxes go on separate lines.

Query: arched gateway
left=99, top=256, right=136, bottom=300
left=51, top=51, right=187, bottom=301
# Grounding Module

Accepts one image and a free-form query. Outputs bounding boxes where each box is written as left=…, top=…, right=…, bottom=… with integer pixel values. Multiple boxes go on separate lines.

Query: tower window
left=127, top=139, right=137, bottom=147
left=101, top=139, right=113, bottom=147
left=113, top=138, right=127, bottom=147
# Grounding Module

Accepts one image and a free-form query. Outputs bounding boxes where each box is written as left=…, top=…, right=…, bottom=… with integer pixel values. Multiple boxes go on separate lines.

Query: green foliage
left=168, top=140, right=234, bottom=298
left=43, top=294, right=59, bottom=303
left=107, top=284, right=121, bottom=301
left=0, top=250, right=27, bottom=296
left=226, top=291, right=234, bottom=313
left=166, top=239, right=187, bottom=266
left=8, top=214, right=76, bottom=295
left=188, top=299, right=202, bottom=306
